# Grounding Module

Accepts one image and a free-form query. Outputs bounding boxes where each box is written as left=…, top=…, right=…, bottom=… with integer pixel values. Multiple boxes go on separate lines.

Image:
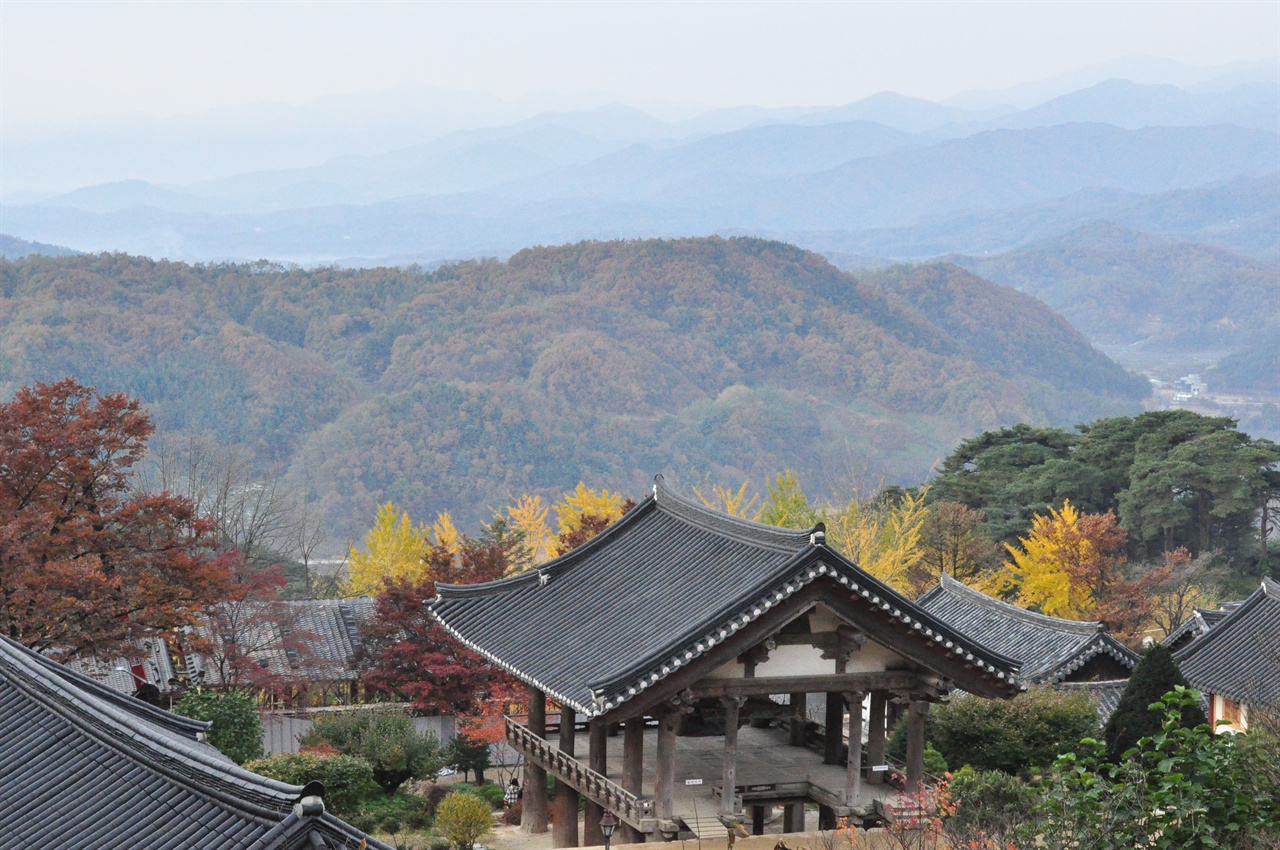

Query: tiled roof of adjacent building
left=428, top=476, right=1021, bottom=717
left=1054, top=679, right=1129, bottom=724
left=1163, top=604, right=1240, bottom=652
left=916, top=573, right=1139, bottom=684
left=1174, top=577, right=1280, bottom=709
left=0, top=634, right=390, bottom=850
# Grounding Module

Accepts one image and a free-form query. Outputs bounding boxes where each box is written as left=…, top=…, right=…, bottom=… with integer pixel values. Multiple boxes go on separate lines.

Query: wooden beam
left=654, top=711, right=678, bottom=820
left=788, top=692, right=806, bottom=746
left=552, top=707, right=579, bottom=848
left=844, top=691, right=864, bottom=807
left=583, top=719, right=608, bottom=846
left=905, top=700, right=928, bottom=792
left=866, top=691, right=887, bottom=785
left=690, top=671, right=933, bottom=699
left=823, top=692, right=843, bottom=765
left=523, top=686, right=549, bottom=834
left=721, top=696, right=744, bottom=815
left=620, top=718, right=646, bottom=844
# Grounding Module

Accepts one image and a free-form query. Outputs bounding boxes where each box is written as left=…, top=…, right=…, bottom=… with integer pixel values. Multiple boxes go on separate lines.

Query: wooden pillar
left=553, top=707, right=579, bottom=848
left=583, top=719, right=608, bottom=846
left=654, top=711, right=678, bottom=820
left=620, top=717, right=646, bottom=844
left=783, top=802, right=805, bottom=833
left=788, top=692, right=806, bottom=746
left=721, top=697, right=743, bottom=814
left=844, top=691, right=864, bottom=807
left=905, top=700, right=928, bottom=792
left=817, top=805, right=837, bottom=830
left=866, top=691, right=886, bottom=785
left=523, top=686, right=549, bottom=834
left=750, top=805, right=765, bottom=835
left=823, top=692, right=843, bottom=765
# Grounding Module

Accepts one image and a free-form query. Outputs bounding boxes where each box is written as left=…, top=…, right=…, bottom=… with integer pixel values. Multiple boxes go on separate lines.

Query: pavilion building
left=429, top=477, right=1020, bottom=845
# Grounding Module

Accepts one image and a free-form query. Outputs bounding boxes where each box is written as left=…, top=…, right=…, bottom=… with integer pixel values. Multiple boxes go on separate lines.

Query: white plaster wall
left=754, top=643, right=833, bottom=677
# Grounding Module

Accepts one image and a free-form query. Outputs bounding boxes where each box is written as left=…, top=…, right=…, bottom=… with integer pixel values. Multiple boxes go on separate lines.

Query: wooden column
left=817, top=805, right=837, bottom=831
left=721, top=696, right=744, bottom=814
left=523, top=686, right=549, bottom=834
left=583, top=719, right=608, bottom=846
left=620, top=717, right=646, bottom=844
left=844, top=691, right=864, bottom=807
left=866, top=691, right=887, bottom=785
left=552, top=707, right=579, bottom=848
left=654, top=711, right=678, bottom=821
left=783, top=802, right=805, bottom=833
left=788, top=692, right=806, bottom=746
left=750, top=805, right=765, bottom=835
left=905, top=700, right=928, bottom=792
left=823, top=692, right=843, bottom=765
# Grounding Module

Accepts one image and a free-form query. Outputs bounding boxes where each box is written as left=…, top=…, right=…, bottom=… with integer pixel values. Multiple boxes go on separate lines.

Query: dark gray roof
left=1054, top=679, right=1128, bottom=724
left=0, top=635, right=390, bottom=850
left=916, top=574, right=1139, bottom=684
left=194, top=597, right=376, bottom=687
left=1174, top=578, right=1280, bottom=709
left=429, top=476, right=1020, bottom=716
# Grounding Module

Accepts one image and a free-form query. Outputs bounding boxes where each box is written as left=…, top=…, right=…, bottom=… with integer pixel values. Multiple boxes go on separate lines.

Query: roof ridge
left=935, top=573, right=1102, bottom=635
left=0, top=635, right=303, bottom=819
left=10, top=638, right=211, bottom=739
left=434, top=494, right=660, bottom=599
left=1174, top=579, right=1273, bottom=663
left=651, top=475, right=816, bottom=550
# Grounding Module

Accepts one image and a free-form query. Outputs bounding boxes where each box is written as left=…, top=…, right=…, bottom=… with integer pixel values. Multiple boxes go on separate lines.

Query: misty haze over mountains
left=3, top=55, right=1277, bottom=268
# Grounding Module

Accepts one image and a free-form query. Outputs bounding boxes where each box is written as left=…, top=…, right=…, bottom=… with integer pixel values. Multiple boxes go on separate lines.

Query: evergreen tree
left=1103, top=643, right=1205, bottom=761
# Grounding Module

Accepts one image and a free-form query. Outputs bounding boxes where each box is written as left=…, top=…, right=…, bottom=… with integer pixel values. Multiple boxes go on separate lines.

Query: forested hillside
left=951, top=223, right=1280, bottom=356
left=0, top=238, right=1147, bottom=540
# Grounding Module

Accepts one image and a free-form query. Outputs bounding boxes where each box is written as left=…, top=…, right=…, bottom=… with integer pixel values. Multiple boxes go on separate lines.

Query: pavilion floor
left=569, top=724, right=906, bottom=837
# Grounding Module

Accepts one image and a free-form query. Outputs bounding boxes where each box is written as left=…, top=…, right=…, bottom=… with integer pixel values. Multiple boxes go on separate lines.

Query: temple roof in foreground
left=0, top=635, right=390, bottom=850
left=1175, top=577, right=1280, bottom=709
left=916, top=573, right=1139, bottom=685
left=429, top=476, right=1021, bottom=717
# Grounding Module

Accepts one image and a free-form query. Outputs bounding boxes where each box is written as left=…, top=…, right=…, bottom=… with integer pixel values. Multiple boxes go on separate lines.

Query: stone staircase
left=673, top=799, right=729, bottom=839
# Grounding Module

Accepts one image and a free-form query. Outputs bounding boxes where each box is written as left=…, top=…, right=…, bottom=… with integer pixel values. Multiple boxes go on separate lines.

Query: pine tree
left=1103, top=643, right=1205, bottom=761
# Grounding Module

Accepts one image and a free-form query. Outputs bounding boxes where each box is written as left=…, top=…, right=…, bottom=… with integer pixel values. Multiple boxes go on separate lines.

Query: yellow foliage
left=553, top=482, right=624, bottom=536
left=983, top=500, right=1093, bottom=619
left=343, top=502, right=429, bottom=597
left=826, top=488, right=928, bottom=593
left=692, top=481, right=760, bottom=519
left=507, top=494, right=554, bottom=566
left=430, top=511, right=460, bottom=554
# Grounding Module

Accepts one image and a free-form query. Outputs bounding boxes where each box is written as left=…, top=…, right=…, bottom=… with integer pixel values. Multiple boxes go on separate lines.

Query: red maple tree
left=358, top=523, right=521, bottom=714
left=0, top=379, right=228, bottom=658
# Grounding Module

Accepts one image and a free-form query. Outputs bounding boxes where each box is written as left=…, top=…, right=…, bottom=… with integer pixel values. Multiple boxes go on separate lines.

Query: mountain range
left=0, top=238, right=1147, bottom=540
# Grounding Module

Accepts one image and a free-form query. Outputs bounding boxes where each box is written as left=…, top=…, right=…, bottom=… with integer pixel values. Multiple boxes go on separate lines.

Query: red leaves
left=0, top=379, right=228, bottom=657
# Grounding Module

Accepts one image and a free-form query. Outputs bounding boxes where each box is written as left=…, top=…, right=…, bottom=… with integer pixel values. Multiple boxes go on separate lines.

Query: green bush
left=923, top=743, right=948, bottom=777
left=172, top=688, right=263, bottom=765
left=354, top=791, right=435, bottom=831
left=1031, top=688, right=1279, bottom=849
left=946, top=766, right=1035, bottom=840
left=244, top=751, right=380, bottom=815
left=300, top=708, right=444, bottom=794
left=476, top=783, right=504, bottom=809
left=436, top=791, right=494, bottom=850
left=891, top=687, right=1098, bottom=775
left=445, top=734, right=492, bottom=784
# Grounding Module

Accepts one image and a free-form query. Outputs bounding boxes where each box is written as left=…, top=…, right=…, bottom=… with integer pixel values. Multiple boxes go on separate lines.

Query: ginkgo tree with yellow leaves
left=343, top=502, right=460, bottom=597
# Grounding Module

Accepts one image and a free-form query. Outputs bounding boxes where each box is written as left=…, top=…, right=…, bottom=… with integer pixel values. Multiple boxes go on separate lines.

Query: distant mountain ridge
left=0, top=238, right=1146, bottom=538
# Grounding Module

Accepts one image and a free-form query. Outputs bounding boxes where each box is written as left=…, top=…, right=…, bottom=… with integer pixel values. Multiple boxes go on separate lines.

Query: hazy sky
left=3, top=1, right=1277, bottom=129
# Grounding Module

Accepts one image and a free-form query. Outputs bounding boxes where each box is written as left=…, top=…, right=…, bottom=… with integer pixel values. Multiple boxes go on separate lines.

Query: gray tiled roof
left=429, top=476, right=1020, bottom=717
left=1054, top=679, right=1128, bottom=724
left=916, top=574, right=1139, bottom=684
left=194, top=597, right=376, bottom=687
left=0, top=635, right=390, bottom=850
left=1174, top=578, right=1280, bottom=709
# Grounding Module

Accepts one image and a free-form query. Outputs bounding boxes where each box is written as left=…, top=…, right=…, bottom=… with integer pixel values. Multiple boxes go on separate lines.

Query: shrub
left=501, top=800, right=522, bottom=826
left=445, top=734, right=492, bottom=784
left=354, top=791, right=435, bottom=831
left=891, top=687, right=1098, bottom=775
left=244, top=751, right=379, bottom=814
left=1032, top=687, right=1279, bottom=849
left=173, top=688, right=264, bottom=765
left=476, top=783, right=504, bottom=809
left=923, top=743, right=948, bottom=777
left=402, top=780, right=453, bottom=817
left=435, top=791, right=494, bottom=850
left=946, top=766, right=1035, bottom=843
left=1102, top=643, right=1204, bottom=761
left=300, top=708, right=444, bottom=794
